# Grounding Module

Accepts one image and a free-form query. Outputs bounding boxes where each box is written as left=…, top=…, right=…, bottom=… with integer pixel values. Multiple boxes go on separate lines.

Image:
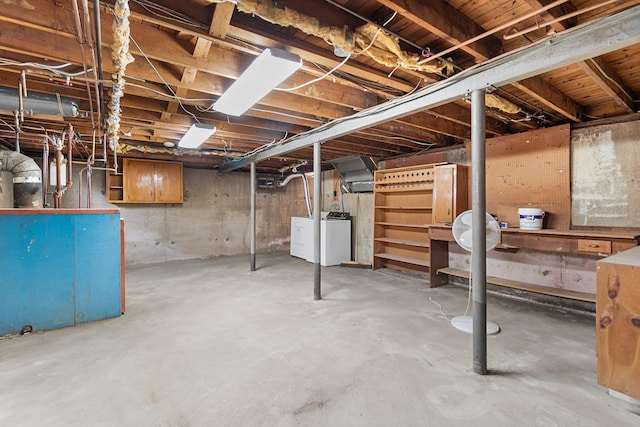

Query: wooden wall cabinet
left=107, top=158, right=183, bottom=203
left=372, top=164, right=437, bottom=275
left=433, top=164, right=468, bottom=224
left=596, top=246, right=640, bottom=400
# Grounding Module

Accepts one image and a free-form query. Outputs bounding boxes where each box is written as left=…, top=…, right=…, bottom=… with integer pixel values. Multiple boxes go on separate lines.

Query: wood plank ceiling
left=0, top=0, right=638, bottom=173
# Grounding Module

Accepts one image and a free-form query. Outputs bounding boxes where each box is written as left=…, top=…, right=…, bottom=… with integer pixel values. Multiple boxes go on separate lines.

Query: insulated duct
left=0, top=150, right=42, bottom=208
left=0, top=87, right=79, bottom=117
left=235, top=0, right=453, bottom=76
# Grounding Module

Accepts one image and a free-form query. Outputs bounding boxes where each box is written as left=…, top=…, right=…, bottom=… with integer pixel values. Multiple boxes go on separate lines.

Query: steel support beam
left=313, top=141, right=322, bottom=300
left=250, top=162, right=256, bottom=271
left=471, top=89, right=487, bottom=375
left=219, top=6, right=640, bottom=173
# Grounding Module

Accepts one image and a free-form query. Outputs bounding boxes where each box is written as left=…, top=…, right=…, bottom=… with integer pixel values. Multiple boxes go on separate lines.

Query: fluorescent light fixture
left=213, top=48, right=302, bottom=116
left=177, top=123, right=216, bottom=149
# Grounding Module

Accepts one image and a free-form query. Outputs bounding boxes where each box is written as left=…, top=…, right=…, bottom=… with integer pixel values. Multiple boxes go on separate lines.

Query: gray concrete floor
left=1, top=252, right=639, bottom=426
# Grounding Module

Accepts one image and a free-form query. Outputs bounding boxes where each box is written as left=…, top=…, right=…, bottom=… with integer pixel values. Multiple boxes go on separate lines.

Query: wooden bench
left=429, top=225, right=640, bottom=303
left=437, top=267, right=596, bottom=303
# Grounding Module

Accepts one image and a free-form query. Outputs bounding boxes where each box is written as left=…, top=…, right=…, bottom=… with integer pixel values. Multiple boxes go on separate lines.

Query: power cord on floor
left=429, top=297, right=450, bottom=321
left=430, top=254, right=473, bottom=321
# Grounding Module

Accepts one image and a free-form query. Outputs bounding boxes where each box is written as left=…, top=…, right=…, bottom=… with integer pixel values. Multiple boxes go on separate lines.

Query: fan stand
left=450, top=210, right=502, bottom=336
left=450, top=315, right=500, bottom=335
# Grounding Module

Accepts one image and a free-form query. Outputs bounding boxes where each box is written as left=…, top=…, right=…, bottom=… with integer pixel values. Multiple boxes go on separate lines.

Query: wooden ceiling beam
left=528, top=0, right=638, bottom=116
left=577, top=57, right=636, bottom=114
left=511, top=78, right=582, bottom=121
left=374, top=0, right=583, bottom=127
left=374, top=0, right=502, bottom=61
left=209, top=1, right=236, bottom=39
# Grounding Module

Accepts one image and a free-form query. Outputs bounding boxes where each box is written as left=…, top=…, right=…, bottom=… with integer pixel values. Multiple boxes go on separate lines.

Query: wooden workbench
left=429, top=224, right=640, bottom=302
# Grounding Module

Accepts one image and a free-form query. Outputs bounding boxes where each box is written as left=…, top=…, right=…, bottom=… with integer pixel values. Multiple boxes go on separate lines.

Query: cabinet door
left=155, top=161, right=183, bottom=203
left=433, top=165, right=454, bottom=223
left=124, top=159, right=155, bottom=202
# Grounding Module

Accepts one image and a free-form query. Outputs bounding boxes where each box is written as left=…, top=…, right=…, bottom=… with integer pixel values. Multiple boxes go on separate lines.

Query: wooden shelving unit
left=107, top=158, right=124, bottom=203
left=433, top=163, right=468, bottom=224
left=373, top=164, right=439, bottom=275
left=107, top=158, right=183, bottom=204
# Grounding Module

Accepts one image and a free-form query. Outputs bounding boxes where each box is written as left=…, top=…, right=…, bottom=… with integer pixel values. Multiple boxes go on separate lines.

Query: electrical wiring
left=0, top=59, right=92, bottom=78
left=310, top=62, right=406, bottom=95
left=126, top=31, right=199, bottom=122
left=272, top=13, right=387, bottom=94
left=229, top=67, right=470, bottom=161
left=241, top=132, right=289, bottom=158
left=493, top=87, right=562, bottom=123
left=354, top=129, right=435, bottom=147
left=587, top=58, right=637, bottom=104
left=250, top=108, right=326, bottom=124
left=125, top=81, right=215, bottom=103
left=275, top=53, right=352, bottom=92
left=130, top=0, right=207, bottom=30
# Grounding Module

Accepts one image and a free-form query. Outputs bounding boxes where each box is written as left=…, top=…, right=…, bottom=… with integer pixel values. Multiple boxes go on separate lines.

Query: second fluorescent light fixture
left=213, top=48, right=302, bottom=116
left=177, top=123, right=216, bottom=149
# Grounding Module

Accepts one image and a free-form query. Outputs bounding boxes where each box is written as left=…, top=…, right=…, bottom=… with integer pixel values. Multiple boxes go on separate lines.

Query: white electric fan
left=450, top=210, right=501, bottom=335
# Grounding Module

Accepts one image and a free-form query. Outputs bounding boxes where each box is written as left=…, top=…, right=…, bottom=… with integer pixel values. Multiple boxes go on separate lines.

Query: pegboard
left=466, top=124, right=571, bottom=229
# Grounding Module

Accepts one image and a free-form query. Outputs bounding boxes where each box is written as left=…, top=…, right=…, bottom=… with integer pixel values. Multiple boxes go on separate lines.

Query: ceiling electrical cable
left=275, top=53, right=352, bottom=92
left=126, top=30, right=200, bottom=122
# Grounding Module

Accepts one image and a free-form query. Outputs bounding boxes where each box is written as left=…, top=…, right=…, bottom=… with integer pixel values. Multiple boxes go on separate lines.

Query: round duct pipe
left=0, top=150, right=42, bottom=208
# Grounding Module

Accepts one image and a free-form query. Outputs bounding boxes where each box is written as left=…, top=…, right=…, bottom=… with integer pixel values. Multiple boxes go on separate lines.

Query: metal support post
left=471, top=89, right=488, bottom=375
left=250, top=162, right=257, bottom=271
left=313, top=141, right=322, bottom=300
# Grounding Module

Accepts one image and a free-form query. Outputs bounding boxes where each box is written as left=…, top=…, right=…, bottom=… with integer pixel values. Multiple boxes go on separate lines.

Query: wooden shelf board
left=502, top=228, right=640, bottom=240
left=437, top=267, right=595, bottom=303
left=374, top=206, right=432, bottom=210
left=375, top=221, right=430, bottom=229
left=373, top=186, right=434, bottom=193
left=374, top=253, right=430, bottom=267
left=375, top=237, right=429, bottom=248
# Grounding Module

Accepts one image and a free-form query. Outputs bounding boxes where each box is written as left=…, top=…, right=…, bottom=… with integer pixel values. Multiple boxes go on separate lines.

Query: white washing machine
left=290, top=215, right=351, bottom=266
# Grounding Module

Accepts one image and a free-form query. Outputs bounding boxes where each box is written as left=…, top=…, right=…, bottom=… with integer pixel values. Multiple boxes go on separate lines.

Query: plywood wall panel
left=468, top=124, right=571, bottom=228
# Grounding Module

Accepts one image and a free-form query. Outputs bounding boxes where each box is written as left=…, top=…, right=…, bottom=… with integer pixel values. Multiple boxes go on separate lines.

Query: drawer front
left=578, top=239, right=612, bottom=254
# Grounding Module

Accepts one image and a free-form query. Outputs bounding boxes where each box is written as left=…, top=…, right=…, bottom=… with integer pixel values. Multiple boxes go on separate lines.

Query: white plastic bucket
left=518, top=208, right=544, bottom=230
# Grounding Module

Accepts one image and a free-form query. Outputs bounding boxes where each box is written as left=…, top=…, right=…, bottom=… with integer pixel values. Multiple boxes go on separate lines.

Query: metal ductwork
left=0, top=150, right=42, bottom=208
left=329, top=155, right=377, bottom=193
left=0, top=87, right=79, bottom=118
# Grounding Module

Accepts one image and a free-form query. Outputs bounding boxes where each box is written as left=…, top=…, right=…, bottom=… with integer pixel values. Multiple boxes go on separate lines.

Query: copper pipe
left=82, top=0, right=103, bottom=141
left=42, top=137, right=49, bottom=207
left=418, top=0, right=571, bottom=64
left=78, top=166, right=88, bottom=208
left=78, top=164, right=115, bottom=208
left=503, top=0, right=620, bottom=40
left=13, top=112, right=20, bottom=152
left=66, top=123, right=74, bottom=190
left=54, top=146, right=63, bottom=208
left=71, top=0, right=97, bottom=130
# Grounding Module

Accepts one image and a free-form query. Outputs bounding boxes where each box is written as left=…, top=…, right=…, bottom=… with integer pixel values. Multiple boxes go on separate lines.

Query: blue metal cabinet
left=0, top=209, right=122, bottom=336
